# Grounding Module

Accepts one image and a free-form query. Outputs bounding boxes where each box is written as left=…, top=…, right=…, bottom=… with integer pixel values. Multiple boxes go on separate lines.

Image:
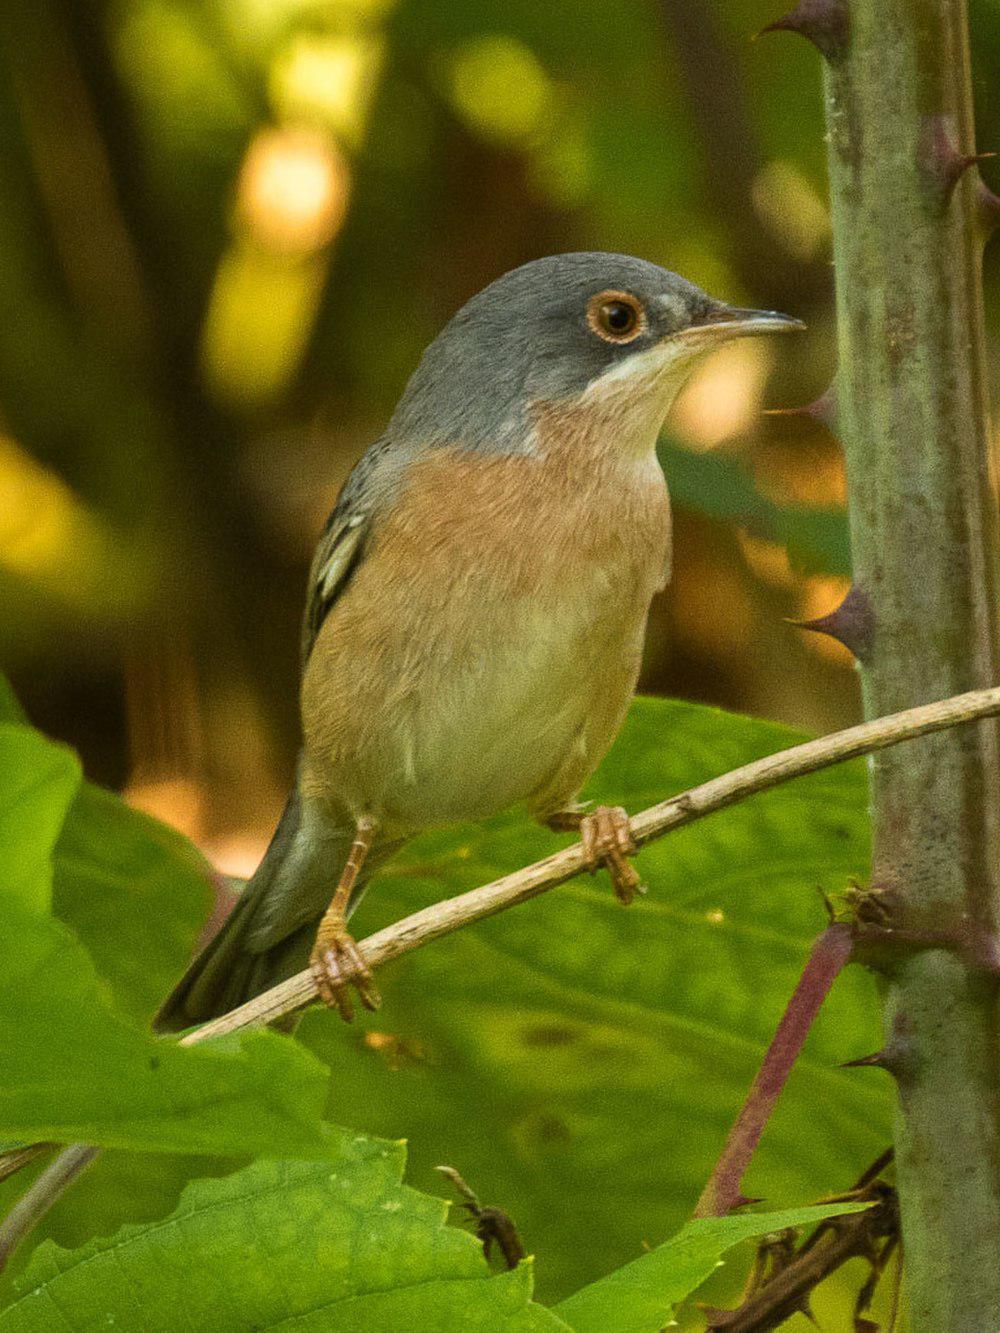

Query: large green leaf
left=0, top=670, right=212, bottom=1026
left=0, top=1147, right=566, bottom=1332
left=0, top=721, right=339, bottom=1159
left=52, top=780, right=212, bottom=1027
left=0, top=726, right=79, bottom=911
left=555, top=1202, right=869, bottom=1333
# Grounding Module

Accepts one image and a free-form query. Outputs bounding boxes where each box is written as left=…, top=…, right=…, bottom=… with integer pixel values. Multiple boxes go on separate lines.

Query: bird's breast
left=301, top=435, right=670, bottom=830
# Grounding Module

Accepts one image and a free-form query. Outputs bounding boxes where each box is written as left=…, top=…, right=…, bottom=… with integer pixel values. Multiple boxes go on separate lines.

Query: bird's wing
left=301, top=509, right=370, bottom=662
left=300, top=436, right=407, bottom=662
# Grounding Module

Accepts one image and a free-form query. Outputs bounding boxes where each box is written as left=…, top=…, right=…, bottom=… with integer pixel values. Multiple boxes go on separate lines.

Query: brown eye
left=586, top=290, right=646, bottom=343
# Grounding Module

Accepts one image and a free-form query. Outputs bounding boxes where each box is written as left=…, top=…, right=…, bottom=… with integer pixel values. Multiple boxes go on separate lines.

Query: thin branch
left=0, top=1145, right=99, bottom=1269
left=694, top=923, right=855, bottom=1218
left=189, top=684, right=1000, bottom=1041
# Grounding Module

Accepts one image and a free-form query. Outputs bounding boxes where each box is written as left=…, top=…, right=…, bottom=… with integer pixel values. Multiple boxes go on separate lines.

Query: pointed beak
left=678, top=304, right=806, bottom=342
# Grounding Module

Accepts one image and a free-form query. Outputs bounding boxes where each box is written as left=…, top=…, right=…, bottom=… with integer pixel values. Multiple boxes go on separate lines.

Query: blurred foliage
left=5, top=0, right=997, bottom=794
left=0, top=684, right=893, bottom=1326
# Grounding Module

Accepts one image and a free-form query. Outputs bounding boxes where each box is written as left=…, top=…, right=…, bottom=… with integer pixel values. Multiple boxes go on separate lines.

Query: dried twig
left=191, top=685, right=1000, bottom=1039
left=704, top=1153, right=899, bottom=1331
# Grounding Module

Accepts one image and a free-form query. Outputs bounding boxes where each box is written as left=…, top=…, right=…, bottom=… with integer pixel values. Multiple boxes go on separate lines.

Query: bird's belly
left=388, top=622, right=612, bottom=825
left=305, top=584, right=646, bottom=834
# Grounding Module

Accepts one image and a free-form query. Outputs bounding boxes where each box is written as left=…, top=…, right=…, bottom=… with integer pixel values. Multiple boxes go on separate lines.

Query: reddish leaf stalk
left=695, top=924, right=854, bottom=1218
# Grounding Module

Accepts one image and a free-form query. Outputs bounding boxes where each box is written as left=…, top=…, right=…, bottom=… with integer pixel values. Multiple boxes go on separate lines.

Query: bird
left=156, top=252, right=801, bottom=1030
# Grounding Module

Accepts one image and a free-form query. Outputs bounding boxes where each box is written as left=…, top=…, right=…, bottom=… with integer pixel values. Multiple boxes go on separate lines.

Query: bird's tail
left=154, top=786, right=363, bottom=1032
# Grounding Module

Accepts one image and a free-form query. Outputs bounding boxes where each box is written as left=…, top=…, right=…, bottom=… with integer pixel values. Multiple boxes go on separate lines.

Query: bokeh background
left=1, top=0, right=998, bottom=881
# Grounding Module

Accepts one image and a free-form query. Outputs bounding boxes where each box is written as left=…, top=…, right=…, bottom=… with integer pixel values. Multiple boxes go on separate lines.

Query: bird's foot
left=309, top=918, right=381, bottom=1023
left=548, top=804, right=646, bottom=905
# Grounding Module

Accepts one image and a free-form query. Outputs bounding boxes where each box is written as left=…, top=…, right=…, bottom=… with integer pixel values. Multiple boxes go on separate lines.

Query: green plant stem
left=823, top=1, right=1000, bottom=1324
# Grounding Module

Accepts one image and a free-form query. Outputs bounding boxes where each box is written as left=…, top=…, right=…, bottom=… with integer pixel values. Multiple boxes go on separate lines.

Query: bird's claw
left=309, top=924, right=381, bottom=1023
left=579, top=805, right=646, bottom=906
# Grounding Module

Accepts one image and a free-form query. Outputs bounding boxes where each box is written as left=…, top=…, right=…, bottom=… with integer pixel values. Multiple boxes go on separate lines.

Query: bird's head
left=388, top=252, right=803, bottom=457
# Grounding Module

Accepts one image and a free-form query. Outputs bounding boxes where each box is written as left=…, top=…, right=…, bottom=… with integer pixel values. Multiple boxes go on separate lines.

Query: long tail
left=155, top=787, right=366, bottom=1032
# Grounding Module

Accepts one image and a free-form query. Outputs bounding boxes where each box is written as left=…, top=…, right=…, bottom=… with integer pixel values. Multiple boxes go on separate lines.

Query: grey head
left=386, top=252, right=802, bottom=455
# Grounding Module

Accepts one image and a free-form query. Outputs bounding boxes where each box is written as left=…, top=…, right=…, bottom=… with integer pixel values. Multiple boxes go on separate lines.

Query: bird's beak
left=676, top=304, right=806, bottom=344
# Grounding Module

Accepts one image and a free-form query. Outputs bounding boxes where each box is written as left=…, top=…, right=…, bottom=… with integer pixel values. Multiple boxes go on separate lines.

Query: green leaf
left=0, top=725, right=79, bottom=912
left=0, top=676, right=211, bottom=1025
left=0, top=1147, right=567, bottom=1332
left=52, top=780, right=212, bottom=1026
left=0, top=678, right=26, bottom=724
left=554, top=1203, right=869, bottom=1332
left=0, top=719, right=339, bottom=1159
left=1, top=692, right=888, bottom=1316
left=0, top=888, right=347, bottom=1157
left=299, top=698, right=887, bottom=1301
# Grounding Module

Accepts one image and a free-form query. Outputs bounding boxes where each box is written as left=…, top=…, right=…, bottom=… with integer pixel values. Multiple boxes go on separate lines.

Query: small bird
left=156, top=253, right=801, bottom=1029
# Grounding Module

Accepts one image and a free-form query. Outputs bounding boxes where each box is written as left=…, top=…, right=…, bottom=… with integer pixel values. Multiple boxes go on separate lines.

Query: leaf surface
left=0, top=1148, right=566, bottom=1332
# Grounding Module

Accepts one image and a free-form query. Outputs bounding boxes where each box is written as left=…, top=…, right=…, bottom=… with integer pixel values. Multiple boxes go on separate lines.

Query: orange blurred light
left=754, top=439, right=848, bottom=508
left=671, top=342, right=773, bottom=449
left=202, top=833, right=270, bottom=880
left=125, top=777, right=205, bottom=841
left=736, top=530, right=798, bottom=589
left=237, top=126, right=349, bottom=254
left=670, top=546, right=756, bottom=660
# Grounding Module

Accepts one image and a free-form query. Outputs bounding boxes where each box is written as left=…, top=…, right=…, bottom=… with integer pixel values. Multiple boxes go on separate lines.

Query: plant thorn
left=920, top=115, right=994, bottom=208
left=763, top=384, right=837, bottom=429
left=841, top=1050, right=890, bottom=1070
left=787, top=583, right=874, bottom=661
left=756, top=0, right=848, bottom=61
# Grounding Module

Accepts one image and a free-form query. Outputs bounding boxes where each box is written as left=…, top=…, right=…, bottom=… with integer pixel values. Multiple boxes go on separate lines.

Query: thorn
left=920, top=115, right=994, bottom=208
left=763, top=384, right=837, bottom=429
left=787, top=583, right=874, bottom=662
left=841, top=1050, right=890, bottom=1070
left=799, top=1295, right=820, bottom=1326
left=757, top=0, right=848, bottom=61
left=731, top=1193, right=765, bottom=1209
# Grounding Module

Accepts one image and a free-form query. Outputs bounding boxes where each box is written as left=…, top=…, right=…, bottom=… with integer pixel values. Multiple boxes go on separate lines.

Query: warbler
left=156, top=252, right=800, bottom=1028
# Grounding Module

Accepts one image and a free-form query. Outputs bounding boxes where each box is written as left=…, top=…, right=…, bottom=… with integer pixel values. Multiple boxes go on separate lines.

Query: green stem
left=822, top=0, right=1000, bottom=1324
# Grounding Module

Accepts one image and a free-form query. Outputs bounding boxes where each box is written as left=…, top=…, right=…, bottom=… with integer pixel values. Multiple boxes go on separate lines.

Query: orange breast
left=300, top=427, right=670, bottom=830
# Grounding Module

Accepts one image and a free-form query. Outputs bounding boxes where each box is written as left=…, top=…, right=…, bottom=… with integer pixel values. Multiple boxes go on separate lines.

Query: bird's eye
left=586, top=290, right=646, bottom=344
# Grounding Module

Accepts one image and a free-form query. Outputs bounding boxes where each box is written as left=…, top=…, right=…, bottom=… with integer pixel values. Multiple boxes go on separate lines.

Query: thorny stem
left=822, top=0, right=1000, bottom=1324
left=4, top=684, right=1000, bottom=1271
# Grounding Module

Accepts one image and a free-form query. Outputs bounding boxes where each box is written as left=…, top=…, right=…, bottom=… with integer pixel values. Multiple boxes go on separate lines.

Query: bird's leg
left=545, top=803, right=646, bottom=905
left=309, top=815, right=380, bottom=1022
